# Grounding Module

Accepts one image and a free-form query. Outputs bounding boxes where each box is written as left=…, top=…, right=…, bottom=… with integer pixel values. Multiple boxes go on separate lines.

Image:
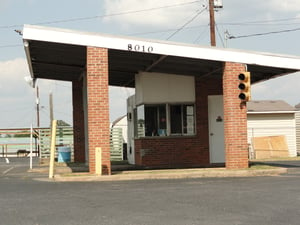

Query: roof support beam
left=145, top=55, right=168, bottom=72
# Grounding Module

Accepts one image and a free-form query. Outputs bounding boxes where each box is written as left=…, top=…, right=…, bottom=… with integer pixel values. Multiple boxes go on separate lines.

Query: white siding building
left=294, top=103, right=300, bottom=156
left=247, top=100, right=297, bottom=158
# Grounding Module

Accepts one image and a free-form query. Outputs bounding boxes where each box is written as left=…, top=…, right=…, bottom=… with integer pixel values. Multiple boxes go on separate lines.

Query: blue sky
left=1, top=0, right=300, bottom=128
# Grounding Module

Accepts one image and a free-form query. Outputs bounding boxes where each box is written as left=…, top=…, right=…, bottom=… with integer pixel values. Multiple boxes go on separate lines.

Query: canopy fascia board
left=23, top=24, right=300, bottom=71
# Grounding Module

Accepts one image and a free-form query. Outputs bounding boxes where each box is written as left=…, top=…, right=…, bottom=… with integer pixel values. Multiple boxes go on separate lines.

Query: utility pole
left=49, top=92, right=54, bottom=125
left=209, top=0, right=216, bottom=46
left=36, top=86, right=40, bottom=157
left=36, top=86, right=40, bottom=128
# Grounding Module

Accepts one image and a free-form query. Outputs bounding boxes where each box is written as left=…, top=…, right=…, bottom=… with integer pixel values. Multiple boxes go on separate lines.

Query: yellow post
left=49, top=120, right=57, bottom=179
left=95, top=147, right=102, bottom=175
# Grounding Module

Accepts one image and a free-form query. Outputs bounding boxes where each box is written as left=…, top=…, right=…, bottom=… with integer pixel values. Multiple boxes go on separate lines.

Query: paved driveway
left=1, top=158, right=300, bottom=225
left=254, top=160, right=300, bottom=176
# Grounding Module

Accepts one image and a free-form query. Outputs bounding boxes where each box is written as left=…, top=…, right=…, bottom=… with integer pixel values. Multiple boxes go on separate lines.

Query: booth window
left=170, top=104, right=195, bottom=135
left=144, top=105, right=166, bottom=136
left=135, top=104, right=194, bottom=137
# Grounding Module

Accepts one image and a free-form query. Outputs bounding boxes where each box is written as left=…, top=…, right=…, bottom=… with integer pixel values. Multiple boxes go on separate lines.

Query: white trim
left=23, top=24, right=300, bottom=71
left=23, top=40, right=34, bottom=79
left=247, top=111, right=296, bottom=114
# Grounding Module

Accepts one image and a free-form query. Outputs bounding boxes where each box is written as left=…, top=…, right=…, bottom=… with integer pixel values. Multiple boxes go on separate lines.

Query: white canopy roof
left=23, top=24, right=300, bottom=87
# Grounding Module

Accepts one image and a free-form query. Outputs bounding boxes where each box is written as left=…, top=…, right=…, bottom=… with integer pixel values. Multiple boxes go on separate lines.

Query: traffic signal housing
left=238, top=72, right=251, bottom=102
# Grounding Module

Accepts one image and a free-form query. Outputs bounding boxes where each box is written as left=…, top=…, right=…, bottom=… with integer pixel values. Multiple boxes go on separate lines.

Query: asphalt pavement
left=1, top=158, right=300, bottom=225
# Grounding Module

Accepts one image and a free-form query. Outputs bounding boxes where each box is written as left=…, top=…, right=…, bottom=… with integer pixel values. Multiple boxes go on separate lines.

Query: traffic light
left=238, top=72, right=251, bottom=102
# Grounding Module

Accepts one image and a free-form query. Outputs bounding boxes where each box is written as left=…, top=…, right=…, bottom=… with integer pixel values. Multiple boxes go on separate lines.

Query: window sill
left=136, top=134, right=197, bottom=140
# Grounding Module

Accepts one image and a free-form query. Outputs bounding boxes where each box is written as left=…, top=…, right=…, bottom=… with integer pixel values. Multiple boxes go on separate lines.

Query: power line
left=221, top=17, right=300, bottom=26
left=215, top=24, right=225, bottom=47
left=193, top=25, right=209, bottom=43
left=221, top=22, right=300, bottom=27
left=129, top=24, right=207, bottom=36
left=0, top=1, right=200, bottom=29
left=0, top=44, right=22, bottom=48
left=166, top=5, right=208, bottom=40
left=229, top=27, right=300, bottom=39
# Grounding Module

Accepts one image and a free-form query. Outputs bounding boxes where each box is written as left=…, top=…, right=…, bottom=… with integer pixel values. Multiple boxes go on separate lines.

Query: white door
left=208, top=95, right=225, bottom=163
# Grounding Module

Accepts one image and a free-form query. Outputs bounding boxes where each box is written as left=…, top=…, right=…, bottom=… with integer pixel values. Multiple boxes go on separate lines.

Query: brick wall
left=86, top=47, right=111, bottom=175
left=134, top=76, right=223, bottom=168
left=72, top=79, right=85, bottom=163
left=223, top=62, right=249, bottom=169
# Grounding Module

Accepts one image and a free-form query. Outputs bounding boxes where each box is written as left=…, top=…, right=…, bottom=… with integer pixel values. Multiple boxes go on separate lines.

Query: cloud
left=252, top=72, right=300, bottom=106
left=109, top=86, right=134, bottom=122
left=0, top=58, right=28, bottom=78
left=0, top=0, right=10, bottom=11
left=216, top=0, right=300, bottom=24
left=0, top=58, right=30, bottom=95
left=264, top=0, right=300, bottom=12
left=0, top=58, right=74, bottom=128
left=102, top=0, right=207, bottom=30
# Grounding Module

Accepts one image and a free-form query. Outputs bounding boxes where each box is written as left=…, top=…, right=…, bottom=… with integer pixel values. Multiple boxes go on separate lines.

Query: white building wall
left=113, top=116, right=128, bottom=143
left=135, top=72, right=195, bottom=105
left=295, top=111, right=300, bottom=155
left=247, top=113, right=297, bottom=157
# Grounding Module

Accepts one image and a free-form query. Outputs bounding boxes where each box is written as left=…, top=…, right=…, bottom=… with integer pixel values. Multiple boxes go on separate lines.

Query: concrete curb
left=44, top=167, right=288, bottom=182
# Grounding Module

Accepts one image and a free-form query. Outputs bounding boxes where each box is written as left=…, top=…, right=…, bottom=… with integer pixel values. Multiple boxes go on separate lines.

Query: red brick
left=223, top=62, right=249, bottom=169
left=134, top=77, right=223, bottom=168
left=86, top=47, right=111, bottom=175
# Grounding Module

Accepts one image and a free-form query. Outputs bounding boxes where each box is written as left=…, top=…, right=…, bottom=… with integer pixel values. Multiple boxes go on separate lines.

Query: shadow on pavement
left=252, top=160, right=300, bottom=169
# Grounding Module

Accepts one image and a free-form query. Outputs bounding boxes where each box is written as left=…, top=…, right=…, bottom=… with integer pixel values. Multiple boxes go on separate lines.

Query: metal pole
left=36, top=86, right=41, bottom=158
left=30, top=124, right=33, bottom=169
left=49, top=92, right=54, bottom=127
left=36, top=86, right=40, bottom=128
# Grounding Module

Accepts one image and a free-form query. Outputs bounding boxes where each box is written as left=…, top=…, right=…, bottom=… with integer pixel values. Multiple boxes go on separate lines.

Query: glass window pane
left=136, top=105, right=145, bottom=137
left=170, top=105, right=182, bottom=134
left=158, top=105, right=167, bottom=136
left=145, top=106, right=158, bottom=136
left=183, top=105, right=195, bottom=134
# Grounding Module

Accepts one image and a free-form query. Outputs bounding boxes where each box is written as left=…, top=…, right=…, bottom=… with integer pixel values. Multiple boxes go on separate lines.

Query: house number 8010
left=128, top=44, right=153, bottom=53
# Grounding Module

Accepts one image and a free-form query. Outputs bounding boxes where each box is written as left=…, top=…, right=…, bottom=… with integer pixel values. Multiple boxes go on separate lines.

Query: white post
left=49, top=120, right=57, bottom=179
left=95, top=147, right=102, bottom=175
left=30, top=124, right=33, bottom=169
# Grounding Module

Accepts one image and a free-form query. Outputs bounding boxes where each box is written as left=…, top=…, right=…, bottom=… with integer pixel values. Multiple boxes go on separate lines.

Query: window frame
left=169, top=103, right=195, bottom=136
left=135, top=103, right=195, bottom=138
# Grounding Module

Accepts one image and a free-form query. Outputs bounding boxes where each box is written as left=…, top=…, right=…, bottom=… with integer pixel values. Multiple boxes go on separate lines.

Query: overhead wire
left=215, top=24, right=225, bottom=47
left=229, top=27, right=300, bottom=39
left=220, top=17, right=300, bottom=26
left=193, top=25, right=209, bottom=43
left=0, top=1, right=202, bottom=48
left=166, top=5, right=208, bottom=40
left=0, top=1, right=200, bottom=29
left=1, top=2, right=299, bottom=46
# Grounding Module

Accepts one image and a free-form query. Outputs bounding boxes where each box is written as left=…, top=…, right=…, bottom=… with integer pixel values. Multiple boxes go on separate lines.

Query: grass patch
left=248, top=164, right=277, bottom=170
left=111, top=160, right=129, bottom=165
left=60, top=172, right=94, bottom=177
left=251, top=156, right=300, bottom=162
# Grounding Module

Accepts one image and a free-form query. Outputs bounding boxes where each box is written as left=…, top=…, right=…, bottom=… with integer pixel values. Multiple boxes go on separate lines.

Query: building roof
left=247, top=100, right=296, bottom=114
left=294, top=103, right=300, bottom=109
left=22, top=24, right=300, bottom=87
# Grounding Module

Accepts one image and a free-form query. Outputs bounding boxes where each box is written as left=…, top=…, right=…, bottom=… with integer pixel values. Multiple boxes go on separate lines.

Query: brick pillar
left=223, top=62, right=249, bottom=169
left=72, top=79, right=85, bottom=163
left=86, top=47, right=111, bottom=175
